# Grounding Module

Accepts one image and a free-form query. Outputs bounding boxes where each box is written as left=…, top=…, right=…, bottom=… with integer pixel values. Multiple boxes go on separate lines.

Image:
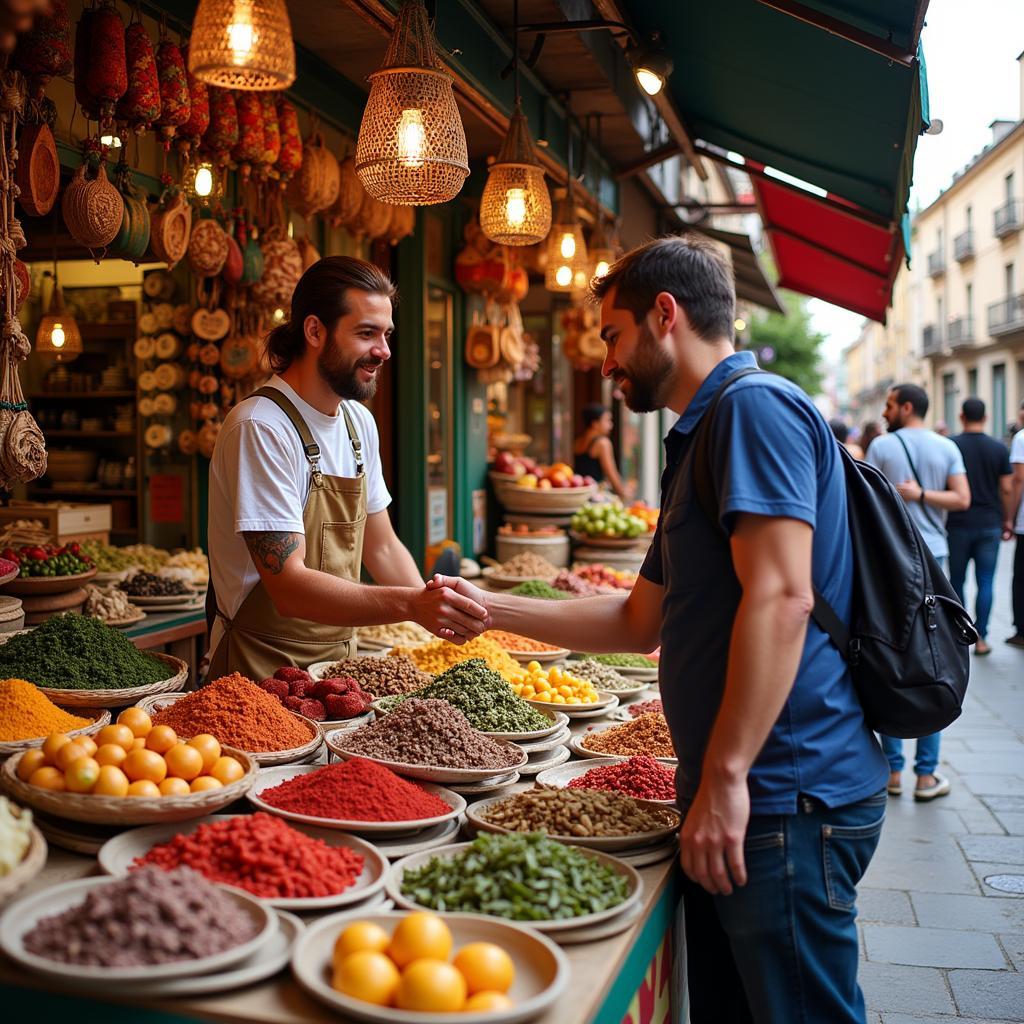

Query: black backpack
left=692, top=368, right=978, bottom=739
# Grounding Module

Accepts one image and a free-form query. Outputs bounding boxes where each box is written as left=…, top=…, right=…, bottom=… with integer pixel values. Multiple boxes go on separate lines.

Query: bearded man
left=206, top=256, right=487, bottom=681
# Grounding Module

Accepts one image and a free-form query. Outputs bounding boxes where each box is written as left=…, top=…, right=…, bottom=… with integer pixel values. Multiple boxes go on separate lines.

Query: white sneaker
left=914, top=773, right=951, bottom=802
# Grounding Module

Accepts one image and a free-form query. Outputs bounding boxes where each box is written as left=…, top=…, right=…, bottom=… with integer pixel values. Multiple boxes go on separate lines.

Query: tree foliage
left=746, top=292, right=826, bottom=396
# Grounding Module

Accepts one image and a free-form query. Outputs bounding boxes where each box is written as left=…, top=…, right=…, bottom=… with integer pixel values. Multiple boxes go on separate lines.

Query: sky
left=810, top=0, right=1024, bottom=361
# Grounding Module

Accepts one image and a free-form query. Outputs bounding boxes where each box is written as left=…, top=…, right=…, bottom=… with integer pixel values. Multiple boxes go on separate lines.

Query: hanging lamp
left=479, top=1, right=550, bottom=245
left=355, top=0, right=469, bottom=205
left=544, top=181, right=589, bottom=293
left=589, top=215, right=616, bottom=281
left=36, top=267, right=82, bottom=363
left=188, top=0, right=295, bottom=91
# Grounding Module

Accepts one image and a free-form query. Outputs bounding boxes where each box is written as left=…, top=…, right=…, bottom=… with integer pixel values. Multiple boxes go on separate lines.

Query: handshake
left=412, top=573, right=492, bottom=643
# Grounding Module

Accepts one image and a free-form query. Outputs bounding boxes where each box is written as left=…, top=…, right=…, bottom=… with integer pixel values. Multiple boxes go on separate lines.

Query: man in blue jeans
left=948, top=398, right=1014, bottom=656
left=433, top=237, right=889, bottom=1023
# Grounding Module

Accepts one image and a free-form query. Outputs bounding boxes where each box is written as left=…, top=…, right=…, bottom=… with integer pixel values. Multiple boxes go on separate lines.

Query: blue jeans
left=948, top=525, right=1003, bottom=639
left=681, top=790, right=887, bottom=1023
left=880, top=732, right=940, bottom=776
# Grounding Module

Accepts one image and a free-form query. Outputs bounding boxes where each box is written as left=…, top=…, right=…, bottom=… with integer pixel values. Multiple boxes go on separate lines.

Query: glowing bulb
left=505, top=188, right=527, bottom=228
left=734, top=317, right=747, bottom=332
left=573, top=269, right=588, bottom=290
left=397, top=108, right=425, bottom=168
left=272, top=307, right=286, bottom=324
left=555, top=265, right=573, bottom=288
left=594, top=259, right=611, bottom=279
left=227, top=2, right=255, bottom=62
left=559, top=232, right=576, bottom=260
left=51, top=324, right=65, bottom=349
left=193, top=164, right=214, bottom=198
left=634, top=67, right=664, bottom=96
left=100, top=134, right=122, bottom=148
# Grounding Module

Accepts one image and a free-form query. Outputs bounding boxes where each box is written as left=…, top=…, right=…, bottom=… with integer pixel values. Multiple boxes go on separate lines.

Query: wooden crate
left=0, top=501, right=112, bottom=545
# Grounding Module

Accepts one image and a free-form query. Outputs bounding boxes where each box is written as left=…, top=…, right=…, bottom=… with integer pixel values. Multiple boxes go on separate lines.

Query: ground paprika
left=567, top=755, right=676, bottom=802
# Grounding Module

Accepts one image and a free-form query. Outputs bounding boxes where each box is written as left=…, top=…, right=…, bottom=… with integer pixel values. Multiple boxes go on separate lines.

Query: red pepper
left=27, top=546, right=47, bottom=561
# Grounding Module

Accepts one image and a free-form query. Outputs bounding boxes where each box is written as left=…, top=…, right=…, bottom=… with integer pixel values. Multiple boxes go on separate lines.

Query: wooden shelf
left=27, top=487, right=138, bottom=497
left=45, top=430, right=136, bottom=439
left=29, top=391, right=136, bottom=399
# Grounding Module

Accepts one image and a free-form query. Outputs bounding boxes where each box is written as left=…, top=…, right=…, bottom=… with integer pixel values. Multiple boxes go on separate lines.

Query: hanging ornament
left=73, top=7, right=99, bottom=121
left=355, top=0, right=468, bottom=206
left=16, top=118, right=60, bottom=217
left=274, top=97, right=301, bottom=184
left=13, top=0, right=72, bottom=101
left=258, top=92, right=280, bottom=172
left=154, top=34, right=190, bottom=148
left=83, top=0, right=128, bottom=132
left=231, top=90, right=263, bottom=182
left=202, top=86, right=239, bottom=167
left=62, top=159, right=125, bottom=259
left=108, top=156, right=152, bottom=264
left=176, top=44, right=210, bottom=160
left=115, top=19, right=160, bottom=133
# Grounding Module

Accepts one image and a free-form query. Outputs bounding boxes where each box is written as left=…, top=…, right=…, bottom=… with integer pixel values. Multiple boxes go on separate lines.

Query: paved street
left=858, top=541, right=1024, bottom=1023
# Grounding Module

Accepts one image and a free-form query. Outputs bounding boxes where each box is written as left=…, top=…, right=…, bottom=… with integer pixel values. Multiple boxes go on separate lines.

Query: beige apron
left=208, top=386, right=367, bottom=682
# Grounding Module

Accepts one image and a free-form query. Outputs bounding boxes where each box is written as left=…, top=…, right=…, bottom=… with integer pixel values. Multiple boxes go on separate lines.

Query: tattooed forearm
left=243, top=531, right=301, bottom=575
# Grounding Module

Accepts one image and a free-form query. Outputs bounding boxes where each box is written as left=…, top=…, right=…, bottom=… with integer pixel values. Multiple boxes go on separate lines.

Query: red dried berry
left=297, top=698, right=326, bottom=722
left=274, top=666, right=311, bottom=683
left=283, top=695, right=304, bottom=712
left=288, top=677, right=311, bottom=698
left=257, top=678, right=290, bottom=701
left=325, top=693, right=367, bottom=719
left=312, top=677, right=350, bottom=700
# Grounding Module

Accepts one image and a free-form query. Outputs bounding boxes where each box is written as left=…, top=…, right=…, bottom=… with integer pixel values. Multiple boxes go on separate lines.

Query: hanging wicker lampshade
left=545, top=185, right=589, bottom=293
left=480, top=100, right=550, bottom=246
left=355, top=0, right=468, bottom=206
left=35, top=275, right=83, bottom=363
left=589, top=216, right=616, bottom=282
left=188, top=0, right=295, bottom=91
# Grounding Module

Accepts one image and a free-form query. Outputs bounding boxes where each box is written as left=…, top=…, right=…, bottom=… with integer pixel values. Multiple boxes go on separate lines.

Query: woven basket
left=0, top=823, right=46, bottom=906
left=150, top=191, right=193, bottom=268
left=33, top=652, right=188, bottom=709
left=287, top=132, right=340, bottom=216
left=0, top=708, right=111, bottom=761
left=61, top=162, right=124, bottom=253
left=187, top=218, right=230, bottom=277
left=137, top=692, right=324, bottom=767
left=328, top=156, right=365, bottom=229
left=354, top=190, right=392, bottom=241
left=490, top=474, right=596, bottom=514
left=0, top=745, right=257, bottom=826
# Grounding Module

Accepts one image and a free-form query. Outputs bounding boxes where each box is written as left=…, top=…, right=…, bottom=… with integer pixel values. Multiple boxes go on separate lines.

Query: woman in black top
left=573, top=404, right=630, bottom=501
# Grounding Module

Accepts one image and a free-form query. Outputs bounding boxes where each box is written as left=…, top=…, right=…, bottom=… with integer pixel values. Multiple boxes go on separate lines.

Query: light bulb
left=555, top=265, right=573, bottom=288
left=559, top=232, right=576, bottom=260
left=573, top=269, right=589, bottom=290
left=100, top=134, right=122, bottom=148
left=734, top=318, right=747, bottom=332
left=51, top=324, right=65, bottom=348
left=272, top=307, right=286, bottom=324
left=193, top=164, right=214, bottom=197
left=227, top=2, right=255, bottom=62
left=634, top=68, right=664, bottom=96
left=505, top=188, right=527, bottom=227
left=398, top=108, right=426, bottom=168
left=594, top=259, right=610, bottom=279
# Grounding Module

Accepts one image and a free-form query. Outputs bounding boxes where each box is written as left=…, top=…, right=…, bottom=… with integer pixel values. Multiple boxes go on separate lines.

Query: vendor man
left=206, top=256, right=488, bottom=681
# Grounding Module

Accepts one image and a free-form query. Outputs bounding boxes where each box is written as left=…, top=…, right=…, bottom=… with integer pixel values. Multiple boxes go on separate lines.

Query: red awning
left=751, top=168, right=904, bottom=323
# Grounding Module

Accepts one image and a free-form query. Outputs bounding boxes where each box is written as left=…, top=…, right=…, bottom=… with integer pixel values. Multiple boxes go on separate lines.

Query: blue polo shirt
left=641, top=351, right=888, bottom=814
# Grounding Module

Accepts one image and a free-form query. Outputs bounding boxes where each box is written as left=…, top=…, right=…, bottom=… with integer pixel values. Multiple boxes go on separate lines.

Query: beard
left=614, top=320, right=676, bottom=413
left=317, top=335, right=384, bottom=401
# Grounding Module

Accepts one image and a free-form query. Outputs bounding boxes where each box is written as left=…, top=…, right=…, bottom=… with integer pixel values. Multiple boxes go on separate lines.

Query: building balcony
left=946, top=316, right=975, bottom=349
left=922, top=324, right=942, bottom=356
left=988, top=294, right=1024, bottom=336
left=927, top=250, right=946, bottom=277
left=994, top=198, right=1022, bottom=238
left=953, top=229, right=975, bottom=262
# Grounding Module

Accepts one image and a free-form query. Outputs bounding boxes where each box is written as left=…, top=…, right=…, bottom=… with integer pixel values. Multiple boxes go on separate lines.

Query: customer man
left=866, top=384, right=970, bottom=801
left=206, top=256, right=488, bottom=682
left=947, top=398, right=1014, bottom=655
left=1009, top=416, right=1024, bottom=648
left=433, top=236, right=889, bottom=1023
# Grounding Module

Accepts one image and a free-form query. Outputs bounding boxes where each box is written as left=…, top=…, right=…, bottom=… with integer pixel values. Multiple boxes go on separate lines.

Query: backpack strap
left=892, top=431, right=944, bottom=534
left=691, top=367, right=851, bottom=660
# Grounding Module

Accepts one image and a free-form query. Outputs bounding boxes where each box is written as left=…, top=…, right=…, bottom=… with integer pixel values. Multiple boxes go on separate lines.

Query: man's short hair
left=891, top=383, right=929, bottom=419
left=961, top=397, right=986, bottom=423
left=588, top=234, right=736, bottom=341
left=828, top=418, right=849, bottom=444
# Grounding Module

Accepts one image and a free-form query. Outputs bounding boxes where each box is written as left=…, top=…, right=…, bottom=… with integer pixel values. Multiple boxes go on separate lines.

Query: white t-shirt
left=207, top=376, right=391, bottom=638
left=1011, top=429, right=1024, bottom=534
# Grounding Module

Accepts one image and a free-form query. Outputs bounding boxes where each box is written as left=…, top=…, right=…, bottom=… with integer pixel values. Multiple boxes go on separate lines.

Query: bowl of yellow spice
left=0, top=679, right=110, bottom=760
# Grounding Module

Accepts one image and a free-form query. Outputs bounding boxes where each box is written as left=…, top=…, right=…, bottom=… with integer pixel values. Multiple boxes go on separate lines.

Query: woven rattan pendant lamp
left=188, top=0, right=296, bottom=90
left=589, top=216, right=616, bottom=281
left=545, top=178, right=589, bottom=293
left=36, top=271, right=82, bottom=363
left=356, top=0, right=469, bottom=205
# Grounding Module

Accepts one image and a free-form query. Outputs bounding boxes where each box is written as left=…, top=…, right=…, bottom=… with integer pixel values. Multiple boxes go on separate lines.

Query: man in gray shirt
left=867, top=383, right=970, bottom=802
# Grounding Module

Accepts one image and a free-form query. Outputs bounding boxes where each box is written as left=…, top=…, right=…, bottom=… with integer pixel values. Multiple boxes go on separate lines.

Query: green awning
left=625, top=0, right=929, bottom=223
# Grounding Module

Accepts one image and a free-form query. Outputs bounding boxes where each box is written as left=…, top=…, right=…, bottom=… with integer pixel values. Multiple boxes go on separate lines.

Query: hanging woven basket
left=353, top=190, right=392, bottom=241
left=109, top=172, right=151, bottom=264
left=115, top=21, right=160, bottom=132
left=62, top=162, right=124, bottom=256
left=327, top=155, right=364, bottom=230
left=355, top=0, right=468, bottom=206
left=286, top=131, right=339, bottom=216
left=387, top=203, right=415, bottom=246
left=188, top=218, right=230, bottom=277
left=16, top=121, right=60, bottom=217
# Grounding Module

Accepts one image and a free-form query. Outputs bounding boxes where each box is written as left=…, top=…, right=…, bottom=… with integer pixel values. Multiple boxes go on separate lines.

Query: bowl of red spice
left=97, top=812, right=389, bottom=911
left=535, top=756, right=676, bottom=805
left=248, top=760, right=467, bottom=835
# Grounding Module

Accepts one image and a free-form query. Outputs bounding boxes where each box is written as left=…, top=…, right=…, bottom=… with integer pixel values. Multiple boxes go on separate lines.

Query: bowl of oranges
left=0, top=707, right=256, bottom=825
left=291, top=909, right=569, bottom=1023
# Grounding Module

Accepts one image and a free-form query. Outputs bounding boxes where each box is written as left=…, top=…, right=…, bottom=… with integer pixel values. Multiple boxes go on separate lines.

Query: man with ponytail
left=206, top=256, right=488, bottom=682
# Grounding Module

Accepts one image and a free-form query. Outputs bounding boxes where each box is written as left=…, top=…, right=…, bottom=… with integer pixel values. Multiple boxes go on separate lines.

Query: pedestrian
left=947, top=398, right=1014, bottom=656
left=866, top=384, right=970, bottom=801
left=1008, top=411, right=1024, bottom=648
left=573, top=403, right=632, bottom=500
left=433, top=235, right=890, bottom=1024
left=830, top=417, right=864, bottom=459
left=860, top=419, right=882, bottom=454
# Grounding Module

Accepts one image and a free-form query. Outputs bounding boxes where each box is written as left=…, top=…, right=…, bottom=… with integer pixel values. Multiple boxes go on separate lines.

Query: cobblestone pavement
left=859, top=542, right=1024, bottom=1023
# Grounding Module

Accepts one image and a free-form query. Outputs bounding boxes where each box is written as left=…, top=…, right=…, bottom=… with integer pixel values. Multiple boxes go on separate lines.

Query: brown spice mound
left=581, top=712, right=676, bottom=759
left=152, top=673, right=314, bottom=752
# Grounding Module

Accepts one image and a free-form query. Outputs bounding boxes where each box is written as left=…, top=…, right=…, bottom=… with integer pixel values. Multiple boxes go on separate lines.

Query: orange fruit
left=29, top=766, right=66, bottom=791
left=126, top=779, right=161, bottom=798
left=145, top=725, right=178, bottom=754
left=331, top=951, right=400, bottom=1007
left=188, top=734, right=221, bottom=770
left=131, top=736, right=147, bottom=751
left=64, top=756, right=100, bottom=794
left=41, top=732, right=70, bottom=763
left=190, top=775, right=223, bottom=792
left=96, top=724, right=135, bottom=750
left=463, top=992, right=514, bottom=1011
left=77, top=736, right=98, bottom=757
left=395, top=959, right=467, bottom=1012
left=16, top=749, right=47, bottom=782
left=452, top=942, right=515, bottom=995
left=164, top=743, right=204, bottom=781
left=117, top=707, right=152, bottom=738
left=54, top=741, right=89, bottom=772
left=209, top=755, right=244, bottom=785
left=159, top=777, right=191, bottom=797
left=387, top=912, right=453, bottom=968
left=123, top=748, right=168, bottom=784
left=95, top=743, right=128, bottom=768
left=93, top=765, right=129, bottom=797
left=333, top=922, right=391, bottom=965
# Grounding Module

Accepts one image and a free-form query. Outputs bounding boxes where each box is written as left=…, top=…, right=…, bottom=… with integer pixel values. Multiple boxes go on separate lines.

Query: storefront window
left=426, top=286, right=453, bottom=554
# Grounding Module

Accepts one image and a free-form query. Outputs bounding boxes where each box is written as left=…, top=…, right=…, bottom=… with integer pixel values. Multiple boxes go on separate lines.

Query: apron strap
left=340, top=402, right=364, bottom=476
left=250, top=386, right=322, bottom=476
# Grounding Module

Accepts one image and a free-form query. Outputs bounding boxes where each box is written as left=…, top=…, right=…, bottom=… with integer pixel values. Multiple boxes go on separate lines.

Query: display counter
left=123, top=608, right=206, bottom=685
